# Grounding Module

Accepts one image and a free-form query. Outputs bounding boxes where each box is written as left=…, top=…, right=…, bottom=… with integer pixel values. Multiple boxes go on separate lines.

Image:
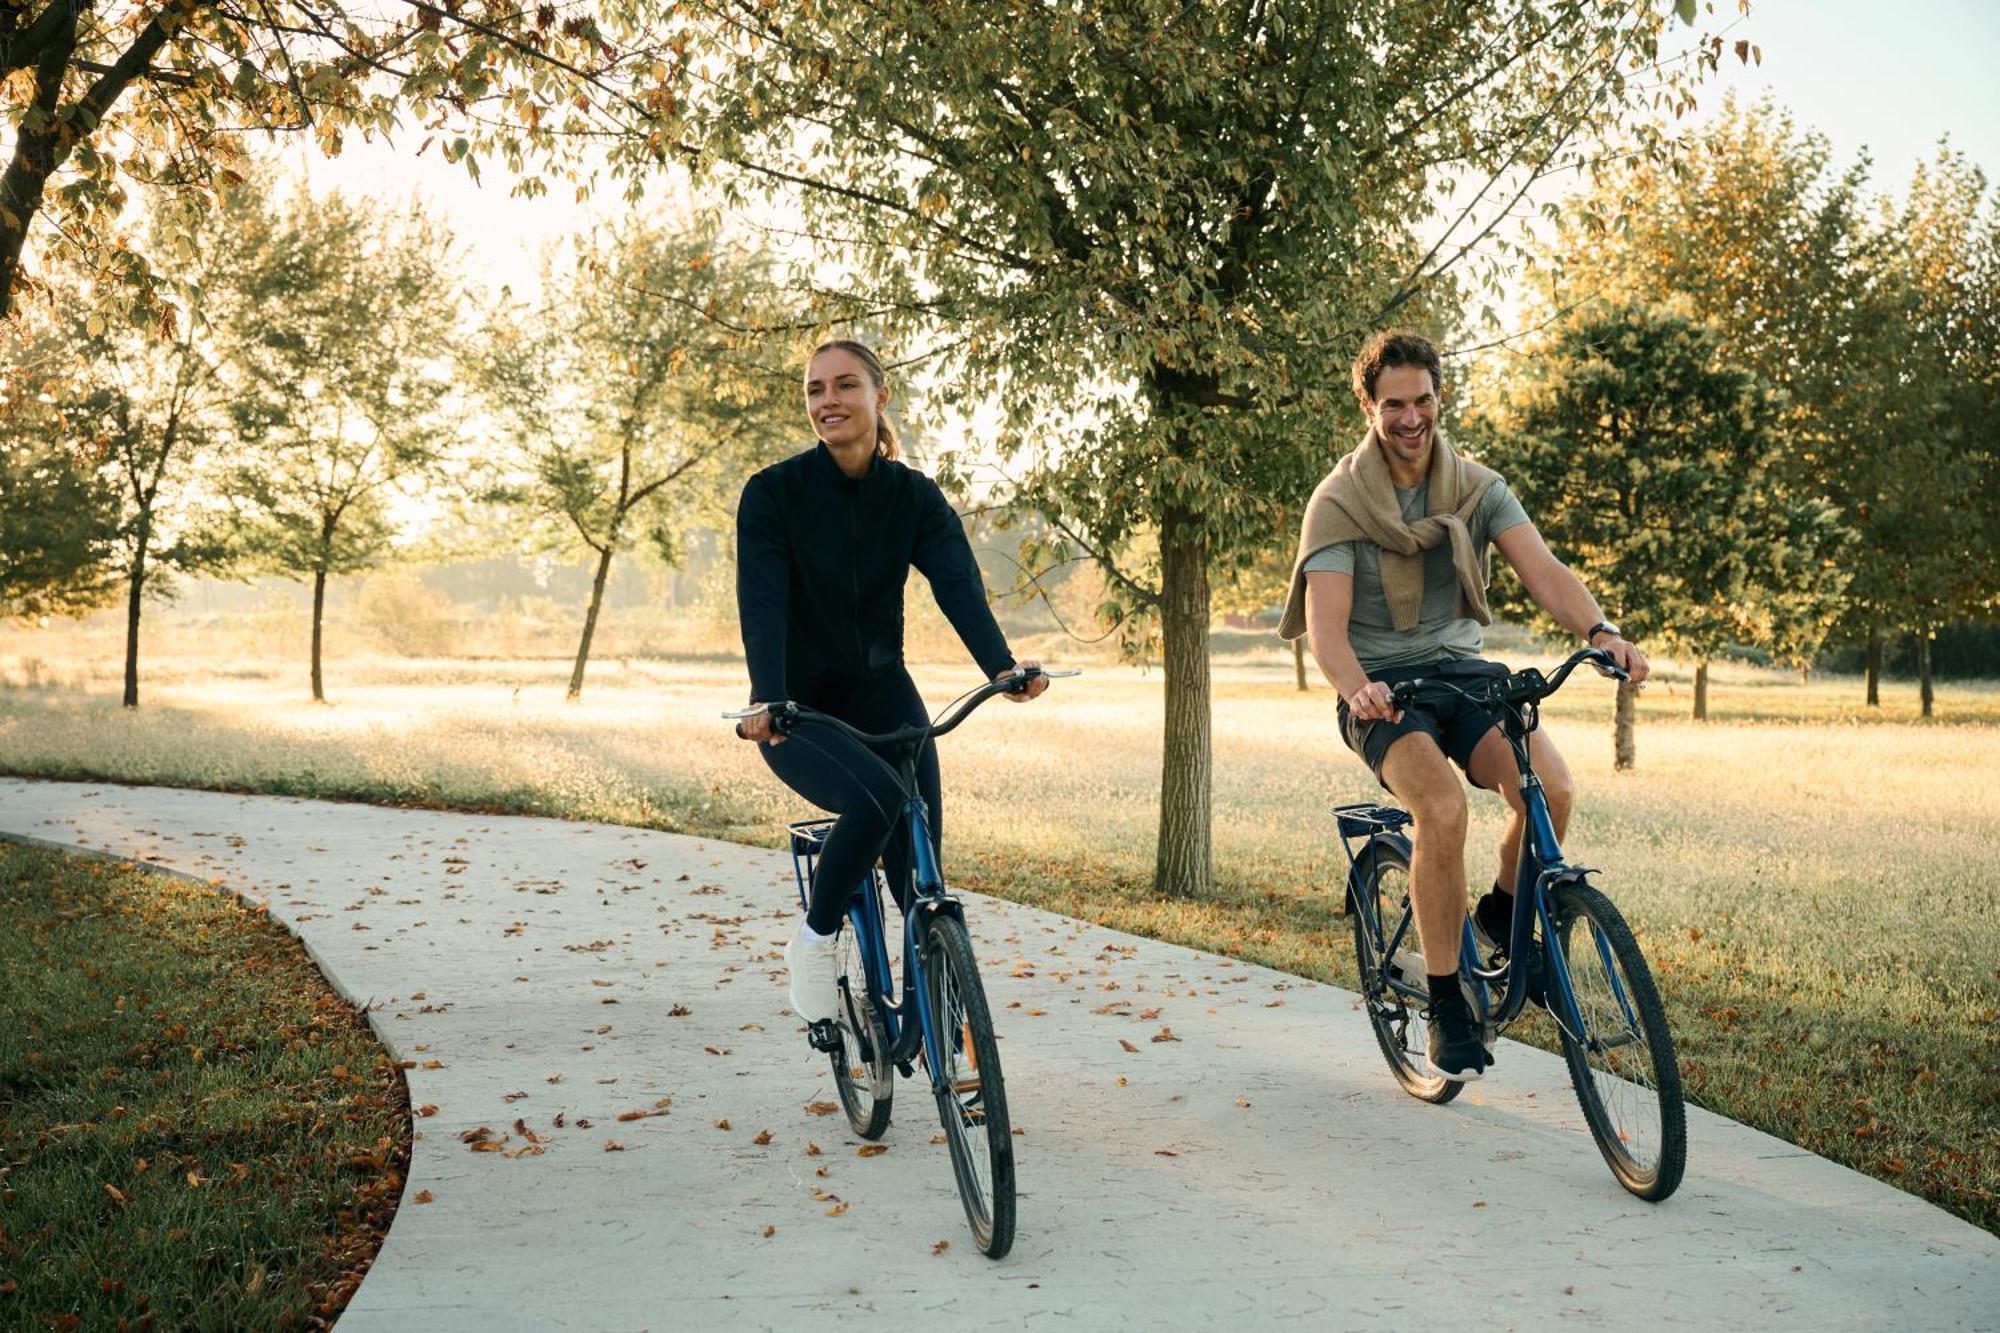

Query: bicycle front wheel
left=830, top=922, right=893, bottom=1140
left=1549, top=881, right=1686, bottom=1201
left=1348, top=838, right=1461, bottom=1105
left=920, top=912, right=1016, bottom=1259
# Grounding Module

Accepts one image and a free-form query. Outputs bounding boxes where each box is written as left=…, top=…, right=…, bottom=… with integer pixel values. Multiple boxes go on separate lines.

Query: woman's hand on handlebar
left=1347, top=679, right=1403, bottom=723
left=999, top=660, right=1049, bottom=701
left=735, top=703, right=784, bottom=745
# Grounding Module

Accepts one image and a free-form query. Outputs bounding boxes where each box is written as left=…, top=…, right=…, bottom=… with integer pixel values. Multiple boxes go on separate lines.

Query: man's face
left=1366, top=364, right=1439, bottom=470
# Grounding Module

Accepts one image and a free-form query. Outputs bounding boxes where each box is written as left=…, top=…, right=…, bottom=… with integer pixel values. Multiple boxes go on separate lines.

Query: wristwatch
left=1585, top=620, right=1621, bottom=645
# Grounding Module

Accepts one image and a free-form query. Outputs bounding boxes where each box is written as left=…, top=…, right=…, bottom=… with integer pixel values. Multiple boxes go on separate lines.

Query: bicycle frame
left=1336, top=650, right=1643, bottom=1045
left=786, top=751, right=963, bottom=1090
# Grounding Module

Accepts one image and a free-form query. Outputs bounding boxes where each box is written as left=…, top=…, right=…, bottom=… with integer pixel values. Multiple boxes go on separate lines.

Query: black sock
left=1476, top=885, right=1512, bottom=944
left=1427, top=972, right=1465, bottom=1012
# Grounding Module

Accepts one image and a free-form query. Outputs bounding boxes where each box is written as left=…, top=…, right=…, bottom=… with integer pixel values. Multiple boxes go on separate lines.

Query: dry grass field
left=3, top=622, right=1996, bottom=1232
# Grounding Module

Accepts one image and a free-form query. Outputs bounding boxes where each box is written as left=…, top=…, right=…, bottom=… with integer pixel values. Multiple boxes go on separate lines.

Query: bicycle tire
left=920, top=912, right=1016, bottom=1258
left=830, top=921, right=893, bottom=1140
left=1549, top=881, right=1687, bottom=1201
left=1348, top=838, right=1461, bottom=1105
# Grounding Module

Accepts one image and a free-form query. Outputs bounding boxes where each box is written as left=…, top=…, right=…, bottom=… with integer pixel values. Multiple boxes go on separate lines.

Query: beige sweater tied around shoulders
left=1277, top=428, right=1500, bottom=642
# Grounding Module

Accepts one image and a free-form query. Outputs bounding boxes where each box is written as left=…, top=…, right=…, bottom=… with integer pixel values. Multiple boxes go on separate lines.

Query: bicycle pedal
left=951, top=1075, right=983, bottom=1095
left=805, top=1019, right=841, bottom=1053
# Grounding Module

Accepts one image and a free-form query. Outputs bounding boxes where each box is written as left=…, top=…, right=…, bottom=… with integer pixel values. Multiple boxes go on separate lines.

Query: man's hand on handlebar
left=1347, top=679, right=1403, bottom=724
left=1594, top=635, right=1649, bottom=684
left=999, top=660, right=1049, bottom=701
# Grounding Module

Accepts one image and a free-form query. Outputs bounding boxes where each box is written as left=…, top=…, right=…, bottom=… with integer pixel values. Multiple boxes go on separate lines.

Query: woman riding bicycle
left=733, top=338, right=1047, bottom=1031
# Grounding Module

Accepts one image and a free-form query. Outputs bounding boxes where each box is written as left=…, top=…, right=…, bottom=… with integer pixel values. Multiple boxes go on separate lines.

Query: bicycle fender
left=1344, top=832, right=1413, bottom=916
left=913, top=894, right=967, bottom=928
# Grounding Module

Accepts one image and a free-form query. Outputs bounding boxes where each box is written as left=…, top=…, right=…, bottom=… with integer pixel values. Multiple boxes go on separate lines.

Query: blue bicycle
left=1336, top=647, right=1687, bottom=1201
left=727, top=667, right=1076, bottom=1256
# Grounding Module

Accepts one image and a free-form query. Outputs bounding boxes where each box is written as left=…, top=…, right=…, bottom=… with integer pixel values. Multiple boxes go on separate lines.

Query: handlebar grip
left=1387, top=679, right=1426, bottom=708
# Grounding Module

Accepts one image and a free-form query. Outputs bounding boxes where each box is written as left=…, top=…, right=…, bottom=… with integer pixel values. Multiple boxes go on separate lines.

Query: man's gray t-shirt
left=1301, top=479, right=1530, bottom=672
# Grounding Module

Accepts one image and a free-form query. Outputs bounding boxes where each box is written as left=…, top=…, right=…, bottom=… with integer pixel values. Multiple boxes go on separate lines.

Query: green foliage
left=1519, top=101, right=2000, bottom=656
left=677, top=0, right=1715, bottom=617
left=223, top=185, right=463, bottom=584
left=0, top=0, right=671, bottom=321
left=0, top=321, right=121, bottom=617
left=1470, top=303, right=1851, bottom=664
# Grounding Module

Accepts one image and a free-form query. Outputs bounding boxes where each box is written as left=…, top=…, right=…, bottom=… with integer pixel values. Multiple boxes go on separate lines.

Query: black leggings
left=760, top=669, right=939, bottom=935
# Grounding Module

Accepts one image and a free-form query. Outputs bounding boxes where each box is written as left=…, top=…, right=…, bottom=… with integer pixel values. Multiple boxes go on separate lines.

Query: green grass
left=1, top=642, right=1996, bottom=1235
left=0, top=844, right=408, bottom=1328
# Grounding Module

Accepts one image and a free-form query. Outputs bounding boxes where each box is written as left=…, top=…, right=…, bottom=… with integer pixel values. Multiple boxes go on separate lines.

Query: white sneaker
left=785, top=925, right=841, bottom=1024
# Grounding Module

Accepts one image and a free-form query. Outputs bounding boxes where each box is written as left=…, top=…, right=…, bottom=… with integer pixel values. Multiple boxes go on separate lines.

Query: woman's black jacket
left=735, top=443, right=1014, bottom=705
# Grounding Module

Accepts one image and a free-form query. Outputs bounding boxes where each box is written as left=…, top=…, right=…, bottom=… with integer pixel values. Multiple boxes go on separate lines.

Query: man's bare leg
left=1465, top=728, right=1576, bottom=902
left=1379, top=732, right=1470, bottom=974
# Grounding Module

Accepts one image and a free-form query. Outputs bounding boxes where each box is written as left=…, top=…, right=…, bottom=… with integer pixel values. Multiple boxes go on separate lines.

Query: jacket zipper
left=848, top=487, right=866, bottom=668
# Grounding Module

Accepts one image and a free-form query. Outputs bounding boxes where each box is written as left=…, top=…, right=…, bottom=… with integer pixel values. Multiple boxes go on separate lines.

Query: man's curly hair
left=1350, top=331, right=1443, bottom=408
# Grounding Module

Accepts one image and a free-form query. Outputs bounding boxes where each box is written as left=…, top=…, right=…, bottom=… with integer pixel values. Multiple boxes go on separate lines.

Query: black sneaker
left=1425, top=992, right=1490, bottom=1082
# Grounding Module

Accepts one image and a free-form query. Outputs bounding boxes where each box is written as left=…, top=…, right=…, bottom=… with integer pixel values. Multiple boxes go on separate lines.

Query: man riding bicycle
left=1280, top=331, right=1649, bottom=1082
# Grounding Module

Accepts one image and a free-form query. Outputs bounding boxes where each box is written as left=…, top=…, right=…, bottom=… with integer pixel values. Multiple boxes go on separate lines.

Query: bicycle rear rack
left=788, top=818, right=836, bottom=912
left=1332, top=802, right=1413, bottom=839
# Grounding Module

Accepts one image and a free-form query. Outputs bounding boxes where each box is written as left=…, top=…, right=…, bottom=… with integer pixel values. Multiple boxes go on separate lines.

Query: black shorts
left=1337, top=658, right=1509, bottom=789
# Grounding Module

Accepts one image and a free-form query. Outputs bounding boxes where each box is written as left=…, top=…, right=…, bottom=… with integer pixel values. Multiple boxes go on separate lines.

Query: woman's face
left=804, top=348, right=888, bottom=451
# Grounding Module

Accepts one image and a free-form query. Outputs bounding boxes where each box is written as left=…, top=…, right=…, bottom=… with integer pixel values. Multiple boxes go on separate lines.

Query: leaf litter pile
left=0, top=845, right=410, bottom=1328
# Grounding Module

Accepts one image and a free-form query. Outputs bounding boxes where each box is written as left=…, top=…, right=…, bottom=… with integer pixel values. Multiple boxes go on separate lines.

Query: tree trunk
left=1154, top=504, right=1213, bottom=897
left=569, top=545, right=617, bottom=700
left=0, top=7, right=78, bottom=323
left=1865, top=629, right=1881, bottom=707
left=1613, top=678, right=1638, bottom=770
left=1692, top=660, right=1708, bottom=721
left=311, top=569, right=329, bottom=703
left=1918, top=622, right=1934, bottom=719
left=121, top=538, right=149, bottom=710
left=1292, top=635, right=1307, bottom=692
left=1800, top=663, right=1810, bottom=685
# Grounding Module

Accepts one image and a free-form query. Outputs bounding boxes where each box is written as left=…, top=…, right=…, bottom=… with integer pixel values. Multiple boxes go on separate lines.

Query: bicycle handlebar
left=1385, top=647, right=1626, bottom=714
left=723, top=666, right=1080, bottom=747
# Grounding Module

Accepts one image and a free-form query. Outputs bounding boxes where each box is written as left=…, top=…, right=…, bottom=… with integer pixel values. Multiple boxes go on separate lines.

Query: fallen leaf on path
left=413, top=1190, right=435, bottom=1204
left=459, top=1126, right=495, bottom=1144
left=503, top=1091, right=528, bottom=1103
left=421, top=1059, right=446, bottom=1069
left=857, top=1144, right=887, bottom=1157
left=469, top=1141, right=508, bottom=1154
left=752, top=1130, right=773, bottom=1145
left=1118, top=1039, right=1139, bottom=1053
left=669, top=1004, right=692, bottom=1017
left=715, top=1118, right=732, bottom=1131
left=931, top=1240, right=951, bottom=1255
left=804, top=1101, right=838, bottom=1116
left=603, top=1141, right=625, bottom=1152
left=1155, top=1148, right=1179, bottom=1157
left=1151, top=1027, right=1180, bottom=1043
left=417, top=1104, right=439, bottom=1117
left=762, top=1225, right=776, bottom=1238
left=825, top=1201, right=850, bottom=1216
left=806, top=1142, right=822, bottom=1156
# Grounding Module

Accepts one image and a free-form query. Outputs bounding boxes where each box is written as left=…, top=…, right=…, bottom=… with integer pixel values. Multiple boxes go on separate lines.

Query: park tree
left=0, top=319, right=122, bottom=617
left=664, top=0, right=1730, bottom=895
left=0, top=0, right=676, bottom=323
left=1846, top=155, right=2000, bottom=715
left=224, top=186, right=463, bottom=702
left=476, top=220, right=797, bottom=699
left=1, top=187, right=253, bottom=703
left=1469, top=303, right=1849, bottom=763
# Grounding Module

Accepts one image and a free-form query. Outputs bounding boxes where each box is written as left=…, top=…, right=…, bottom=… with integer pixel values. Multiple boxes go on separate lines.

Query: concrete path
left=3, top=777, right=1993, bottom=1331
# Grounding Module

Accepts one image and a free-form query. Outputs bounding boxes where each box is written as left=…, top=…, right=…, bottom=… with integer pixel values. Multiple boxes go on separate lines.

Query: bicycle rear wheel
left=920, top=912, right=1015, bottom=1258
left=1549, top=881, right=1686, bottom=1201
left=830, top=919, right=893, bottom=1140
left=1348, top=838, right=1461, bottom=1105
